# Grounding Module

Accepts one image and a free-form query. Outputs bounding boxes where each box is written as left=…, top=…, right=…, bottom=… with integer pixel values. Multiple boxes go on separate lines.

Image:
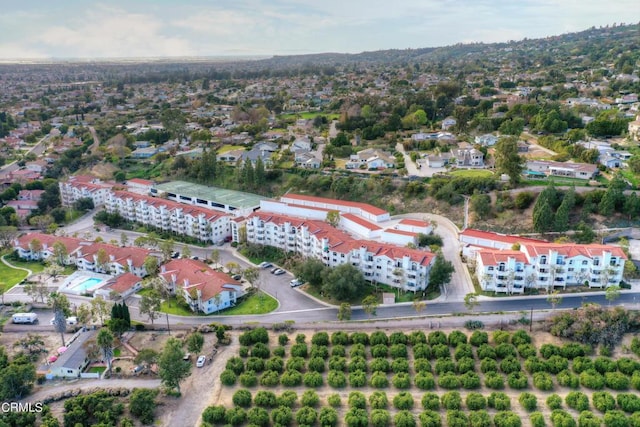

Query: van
left=12, top=313, right=38, bottom=324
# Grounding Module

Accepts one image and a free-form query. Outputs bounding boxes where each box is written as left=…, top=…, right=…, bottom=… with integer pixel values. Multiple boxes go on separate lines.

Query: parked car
left=259, top=261, right=272, bottom=269
left=183, top=353, right=191, bottom=361
left=196, top=355, right=206, bottom=368
left=171, top=251, right=180, bottom=259
left=290, top=278, right=304, bottom=288
left=231, top=274, right=242, bottom=281
left=273, top=268, right=286, bottom=276
left=12, top=313, right=38, bottom=324
left=191, top=256, right=200, bottom=261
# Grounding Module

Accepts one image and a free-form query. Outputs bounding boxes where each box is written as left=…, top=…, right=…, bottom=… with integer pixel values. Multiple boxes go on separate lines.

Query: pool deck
left=59, top=271, right=112, bottom=296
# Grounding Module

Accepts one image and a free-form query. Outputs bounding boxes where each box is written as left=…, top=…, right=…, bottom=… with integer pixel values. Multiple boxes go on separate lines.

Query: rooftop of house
left=160, top=258, right=240, bottom=301
left=281, top=193, right=388, bottom=216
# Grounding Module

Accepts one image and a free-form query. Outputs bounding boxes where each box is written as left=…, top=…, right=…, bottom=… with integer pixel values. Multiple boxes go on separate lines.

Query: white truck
left=12, top=313, right=38, bottom=324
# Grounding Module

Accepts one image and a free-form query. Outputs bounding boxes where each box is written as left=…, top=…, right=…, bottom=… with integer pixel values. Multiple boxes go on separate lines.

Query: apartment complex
left=245, top=210, right=435, bottom=291
left=59, top=175, right=113, bottom=207
left=159, top=258, right=244, bottom=315
left=14, top=232, right=155, bottom=277
left=106, top=190, right=232, bottom=244
left=474, top=241, right=626, bottom=293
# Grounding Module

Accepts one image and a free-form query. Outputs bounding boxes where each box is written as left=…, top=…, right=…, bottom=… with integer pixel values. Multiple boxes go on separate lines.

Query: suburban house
left=346, top=148, right=396, bottom=170
left=442, top=117, right=457, bottom=130
left=295, top=152, right=322, bottom=169
left=241, top=145, right=274, bottom=167
left=159, top=259, right=243, bottom=314
left=425, top=153, right=452, bottom=168
left=290, top=138, right=312, bottom=153
left=216, top=148, right=245, bottom=163
left=125, top=178, right=154, bottom=194
left=41, top=330, right=97, bottom=379
left=525, top=160, right=599, bottom=180
left=451, top=148, right=484, bottom=167
left=474, top=134, right=498, bottom=147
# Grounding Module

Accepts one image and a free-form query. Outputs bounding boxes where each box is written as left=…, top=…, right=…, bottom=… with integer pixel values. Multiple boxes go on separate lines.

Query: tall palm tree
left=97, top=329, right=115, bottom=374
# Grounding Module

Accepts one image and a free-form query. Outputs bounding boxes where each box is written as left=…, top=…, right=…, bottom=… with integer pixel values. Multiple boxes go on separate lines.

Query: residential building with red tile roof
left=106, top=190, right=231, bottom=244
left=13, top=232, right=155, bottom=277
left=245, top=211, right=435, bottom=291
left=94, top=273, right=142, bottom=300
left=280, top=193, right=390, bottom=222
left=159, top=259, right=243, bottom=314
left=59, top=175, right=113, bottom=207
left=475, top=241, right=626, bottom=294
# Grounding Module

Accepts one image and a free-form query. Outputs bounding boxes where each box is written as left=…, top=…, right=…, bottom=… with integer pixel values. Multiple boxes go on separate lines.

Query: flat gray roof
left=154, top=181, right=265, bottom=209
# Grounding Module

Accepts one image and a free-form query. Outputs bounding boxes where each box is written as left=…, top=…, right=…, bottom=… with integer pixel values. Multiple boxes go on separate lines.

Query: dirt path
left=159, top=336, right=240, bottom=427
left=22, top=378, right=161, bottom=403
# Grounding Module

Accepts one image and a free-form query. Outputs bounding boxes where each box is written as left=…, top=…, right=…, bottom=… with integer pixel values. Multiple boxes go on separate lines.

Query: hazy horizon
left=1, top=0, right=638, bottom=61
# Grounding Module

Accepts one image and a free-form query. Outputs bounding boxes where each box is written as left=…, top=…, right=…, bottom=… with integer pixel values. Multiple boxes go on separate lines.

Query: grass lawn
left=218, top=145, right=245, bottom=154
left=280, top=112, right=339, bottom=121
left=220, top=292, right=278, bottom=315
left=620, top=169, right=639, bottom=188
left=87, top=366, right=106, bottom=374
left=303, top=282, right=439, bottom=306
left=5, top=258, right=46, bottom=274
left=448, top=169, right=494, bottom=178
left=137, top=288, right=154, bottom=297
left=160, top=292, right=278, bottom=316
left=160, top=298, right=194, bottom=316
left=278, top=161, right=294, bottom=168
left=0, top=259, right=32, bottom=291
left=334, top=159, right=347, bottom=169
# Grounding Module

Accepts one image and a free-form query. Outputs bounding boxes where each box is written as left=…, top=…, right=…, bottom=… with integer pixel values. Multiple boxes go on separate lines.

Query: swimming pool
left=72, top=278, right=104, bottom=292
left=59, top=271, right=111, bottom=296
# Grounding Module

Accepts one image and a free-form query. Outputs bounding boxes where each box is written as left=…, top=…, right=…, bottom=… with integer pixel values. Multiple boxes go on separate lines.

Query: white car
left=290, top=279, right=304, bottom=288
left=259, top=261, right=272, bottom=269
left=196, top=355, right=206, bottom=368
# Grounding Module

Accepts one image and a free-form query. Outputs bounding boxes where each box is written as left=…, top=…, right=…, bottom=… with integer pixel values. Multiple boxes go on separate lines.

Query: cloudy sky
left=0, top=0, right=637, bottom=59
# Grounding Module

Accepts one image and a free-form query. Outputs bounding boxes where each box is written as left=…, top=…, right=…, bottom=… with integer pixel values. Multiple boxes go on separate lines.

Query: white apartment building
left=245, top=212, right=435, bottom=291
left=476, top=243, right=626, bottom=293
left=14, top=232, right=155, bottom=278
left=106, top=191, right=231, bottom=244
left=59, top=175, right=113, bottom=207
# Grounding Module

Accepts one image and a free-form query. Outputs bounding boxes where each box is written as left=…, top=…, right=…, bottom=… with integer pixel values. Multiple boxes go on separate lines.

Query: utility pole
left=166, top=312, right=171, bottom=335
left=529, top=307, right=533, bottom=332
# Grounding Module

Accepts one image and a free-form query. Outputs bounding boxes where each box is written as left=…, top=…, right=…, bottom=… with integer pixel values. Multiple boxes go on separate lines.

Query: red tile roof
left=104, top=273, right=141, bottom=293
left=460, top=229, right=546, bottom=246
left=399, top=218, right=431, bottom=227
left=111, top=191, right=229, bottom=221
left=341, top=213, right=382, bottom=231
left=384, top=229, right=417, bottom=236
left=521, top=243, right=627, bottom=259
left=16, top=232, right=82, bottom=254
left=281, top=193, right=388, bottom=216
left=76, top=242, right=152, bottom=268
left=160, top=259, right=240, bottom=301
left=478, top=249, right=528, bottom=265
left=127, top=178, right=154, bottom=186
left=248, top=212, right=434, bottom=267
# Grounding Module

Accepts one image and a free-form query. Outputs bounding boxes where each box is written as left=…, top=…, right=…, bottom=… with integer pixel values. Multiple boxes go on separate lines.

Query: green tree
left=362, top=295, right=379, bottom=318
left=605, top=285, right=621, bottom=306
left=160, top=108, right=187, bottom=141
left=158, top=337, right=191, bottom=393
left=52, top=241, right=68, bottom=266
left=129, top=388, right=159, bottom=425
left=90, top=295, right=112, bottom=326
left=159, top=239, right=175, bottom=262
left=143, top=256, right=159, bottom=276
left=293, top=258, right=327, bottom=288
left=464, top=293, right=480, bottom=312
left=547, top=291, right=562, bottom=310
left=97, top=328, right=115, bottom=374
left=139, top=289, right=162, bottom=326
left=337, top=303, right=352, bottom=321
left=554, top=187, right=575, bottom=232
left=494, top=136, right=525, bottom=185
left=48, top=292, right=71, bottom=346
left=134, top=349, right=159, bottom=372
left=623, top=193, right=640, bottom=220
left=95, top=248, right=110, bottom=272
left=186, top=332, right=205, bottom=354
left=322, top=264, right=365, bottom=301
left=470, top=193, right=492, bottom=220
left=326, top=210, right=341, bottom=227
left=428, top=252, right=454, bottom=290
